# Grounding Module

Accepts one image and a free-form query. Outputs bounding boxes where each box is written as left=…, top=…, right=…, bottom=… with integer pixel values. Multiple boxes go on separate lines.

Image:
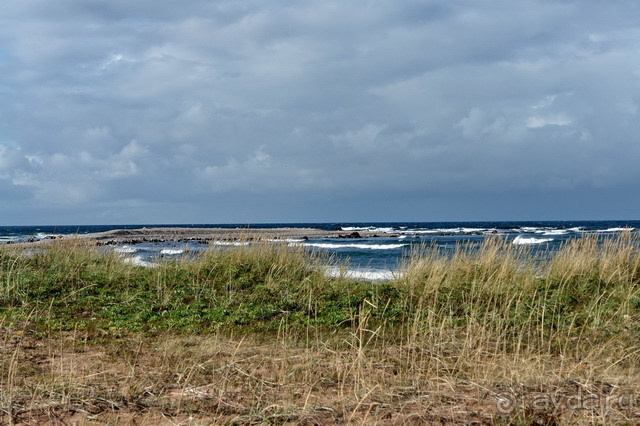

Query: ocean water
left=1, top=221, right=638, bottom=280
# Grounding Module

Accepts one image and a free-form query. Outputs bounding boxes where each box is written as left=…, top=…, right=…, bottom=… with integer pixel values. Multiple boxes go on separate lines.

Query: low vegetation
left=2, top=234, right=640, bottom=424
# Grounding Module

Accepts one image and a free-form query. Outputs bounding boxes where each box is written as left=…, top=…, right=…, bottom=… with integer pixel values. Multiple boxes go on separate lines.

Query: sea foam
left=512, top=235, right=554, bottom=245
left=161, top=249, right=185, bottom=255
left=598, top=227, right=635, bottom=232
left=301, top=242, right=408, bottom=250
left=340, top=226, right=396, bottom=233
left=35, top=233, right=63, bottom=240
left=541, top=229, right=569, bottom=235
left=398, top=227, right=489, bottom=235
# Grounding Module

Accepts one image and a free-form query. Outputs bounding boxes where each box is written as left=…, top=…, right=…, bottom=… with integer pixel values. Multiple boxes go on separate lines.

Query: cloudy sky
left=1, top=0, right=640, bottom=225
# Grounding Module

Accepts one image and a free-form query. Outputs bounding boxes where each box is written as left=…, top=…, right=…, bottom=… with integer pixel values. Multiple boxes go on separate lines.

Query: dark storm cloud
left=1, top=0, right=639, bottom=224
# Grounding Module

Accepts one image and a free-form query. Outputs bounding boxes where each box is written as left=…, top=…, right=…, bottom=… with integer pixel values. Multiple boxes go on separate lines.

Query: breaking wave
left=512, top=235, right=554, bottom=245
left=301, top=242, right=408, bottom=250
left=324, top=266, right=398, bottom=281
left=161, top=249, right=184, bottom=255
left=597, top=227, right=635, bottom=232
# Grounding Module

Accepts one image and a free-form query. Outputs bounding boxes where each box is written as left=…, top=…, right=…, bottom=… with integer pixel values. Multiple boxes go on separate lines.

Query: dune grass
left=2, top=234, right=640, bottom=423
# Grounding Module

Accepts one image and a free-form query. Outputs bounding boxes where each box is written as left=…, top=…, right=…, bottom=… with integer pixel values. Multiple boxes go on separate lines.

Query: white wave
left=212, top=241, right=250, bottom=246
left=372, top=227, right=395, bottom=233
left=0, top=236, right=19, bottom=243
left=343, top=226, right=512, bottom=235
left=568, top=227, right=585, bottom=232
left=35, top=232, right=62, bottom=240
left=398, top=227, right=488, bottom=235
left=597, top=227, right=635, bottom=232
left=115, top=246, right=138, bottom=253
left=512, top=235, right=554, bottom=245
left=542, top=229, right=568, bottom=236
left=398, top=229, right=440, bottom=234
left=458, top=227, right=488, bottom=233
left=161, top=249, right=184, bottom=255
left=519, top=227, right=543, bottom=233
left=324, top=267, right=398, bottom=281
left=301, top=242, right=408, bottom=250
left=266, top=238, right=306, bottom=243
left=123, top=256, right=156, bottom=267
left=340, top=226, right=396, bottom=233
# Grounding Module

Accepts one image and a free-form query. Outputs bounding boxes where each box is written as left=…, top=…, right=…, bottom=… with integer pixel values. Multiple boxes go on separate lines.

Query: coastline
left=14, top=226, right=382, bottom=246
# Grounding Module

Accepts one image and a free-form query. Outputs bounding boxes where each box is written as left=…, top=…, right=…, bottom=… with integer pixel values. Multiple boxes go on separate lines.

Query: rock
left=338, top=231, right=361, bottom=239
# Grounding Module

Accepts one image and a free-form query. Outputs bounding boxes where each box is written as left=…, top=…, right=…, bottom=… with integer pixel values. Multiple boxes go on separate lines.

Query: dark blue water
left=2, top=221, right=638, bottom=279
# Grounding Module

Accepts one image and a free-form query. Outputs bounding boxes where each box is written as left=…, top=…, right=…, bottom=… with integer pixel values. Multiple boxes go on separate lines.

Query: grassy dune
left=2, top=235, right=640, bottom=424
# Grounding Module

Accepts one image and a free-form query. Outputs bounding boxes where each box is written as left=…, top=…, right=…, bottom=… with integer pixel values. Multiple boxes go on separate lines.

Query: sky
left=1, top=0, right=640, bottom=225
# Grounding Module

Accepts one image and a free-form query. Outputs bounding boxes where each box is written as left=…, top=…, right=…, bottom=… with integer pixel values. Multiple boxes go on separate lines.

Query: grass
left=1, top=234, right=640, bottom=423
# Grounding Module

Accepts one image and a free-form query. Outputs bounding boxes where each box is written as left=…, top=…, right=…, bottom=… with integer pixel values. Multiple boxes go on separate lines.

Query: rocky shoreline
left=13, top=227, right=383, bottom=246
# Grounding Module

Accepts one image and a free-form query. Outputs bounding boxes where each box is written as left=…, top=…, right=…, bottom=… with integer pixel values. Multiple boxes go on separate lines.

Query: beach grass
left=2, top=234, right=640, bottom=423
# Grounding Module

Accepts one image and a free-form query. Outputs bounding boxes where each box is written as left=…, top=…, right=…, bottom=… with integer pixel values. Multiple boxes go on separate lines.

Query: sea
left=1, top=221, right=638, bottom=280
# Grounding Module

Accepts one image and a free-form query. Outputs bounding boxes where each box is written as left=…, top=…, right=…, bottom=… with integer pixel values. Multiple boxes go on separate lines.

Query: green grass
left=1, top=235, right=640, bottom=345
left=0, top=239, right=406, bottom=334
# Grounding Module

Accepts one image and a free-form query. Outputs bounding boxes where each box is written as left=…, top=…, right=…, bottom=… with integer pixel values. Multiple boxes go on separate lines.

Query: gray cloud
left=1, top=0, right=639, bottom=224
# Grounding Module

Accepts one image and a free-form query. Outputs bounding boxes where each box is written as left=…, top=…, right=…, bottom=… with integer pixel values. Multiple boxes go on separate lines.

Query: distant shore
left=16, top=226, right=383, bottom=246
